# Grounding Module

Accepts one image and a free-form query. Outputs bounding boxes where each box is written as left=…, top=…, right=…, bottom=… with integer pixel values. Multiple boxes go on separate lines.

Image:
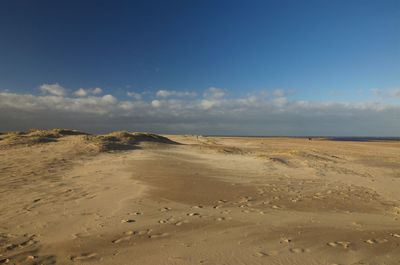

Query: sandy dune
left=1, top=130, right=400, bottom=265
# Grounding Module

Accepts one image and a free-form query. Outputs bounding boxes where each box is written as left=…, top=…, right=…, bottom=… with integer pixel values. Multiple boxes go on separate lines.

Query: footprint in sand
left=187, top=212, right=201, bottom=217
left=327, top=241, right=351, bottom=248
left=149, top=233, right=169, bottom=239
left=26, top=255, right=36, bottom=261
left=175, top=220, right=189, bottom=226
left=254, top=251, right=268, bottom=257
left=112, top=235, right=132, bottom=244
left=327, top=242, right=338, bottom=247
left=121, top=219, right=136, bottom=223
left=137, top=229, right=152, bottom=235
left=390, top=233, right=400, bottom=238
left=238, top=196, right=252, bottom=203
left=289, top=248, right=309, bottom=253
left=159, top=207, right=171, bottom=212
left=364, top=238, right=388, bottom=244
left=254, top=250, right=279, bottom=257
left=71, top=253, right=97, bottom=261
left=280, top=237, right=292, bottom=244
left=72, top=233, right=86, bottom=239
left=158, top=216, right=179, bottom=224
left=114, top=230, right=152, bottom=244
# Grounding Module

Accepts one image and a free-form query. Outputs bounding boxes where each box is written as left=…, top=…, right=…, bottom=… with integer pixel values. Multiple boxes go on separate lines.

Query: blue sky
left=0, top=0, right=399, bottom=135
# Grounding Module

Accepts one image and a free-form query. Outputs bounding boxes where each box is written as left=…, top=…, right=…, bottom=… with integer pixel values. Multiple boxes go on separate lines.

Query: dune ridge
left=0, top=129, right=176, bottom=151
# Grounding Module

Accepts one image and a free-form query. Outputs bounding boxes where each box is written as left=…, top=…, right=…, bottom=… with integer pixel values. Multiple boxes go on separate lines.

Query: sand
left=1, top=130, right=400, bottom=265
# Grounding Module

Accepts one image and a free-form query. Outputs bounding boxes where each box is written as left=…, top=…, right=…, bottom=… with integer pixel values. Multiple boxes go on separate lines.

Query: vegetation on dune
left=88, top=131, right=177, bottom=151
left=0, top=129, right=177, bottom=151
left=0, top=129, right=88, bottom=147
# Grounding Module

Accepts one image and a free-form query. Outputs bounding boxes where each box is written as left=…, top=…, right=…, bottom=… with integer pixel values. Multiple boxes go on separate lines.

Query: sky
left=0, top=0, right=399, bottom=136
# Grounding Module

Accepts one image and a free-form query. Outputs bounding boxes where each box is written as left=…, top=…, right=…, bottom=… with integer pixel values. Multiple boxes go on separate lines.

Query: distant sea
left=204, top=135, right=400, bottom=142
left=322, top=137, right=400, bottom=142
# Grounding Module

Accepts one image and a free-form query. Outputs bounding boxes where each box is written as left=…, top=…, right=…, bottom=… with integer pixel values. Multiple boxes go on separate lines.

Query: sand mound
left=0, top=129, right=88, bottom=148
left=0, top=129, right=177, bottom=151
left=87, top=131, right=177, bottom=151
left=0, top=131, right=57, bottom=147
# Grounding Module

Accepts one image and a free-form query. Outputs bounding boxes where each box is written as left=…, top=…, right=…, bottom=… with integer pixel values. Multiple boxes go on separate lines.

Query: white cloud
left=390, top=89, right=400, bottom=97
left=273, top=89, right=285, bottom=97
left=273, top=97, right=288, bottom=107
left=156, top=90, right=171, bottom=98
left=203, top=87, right=226, bottom=99
left=74, top=87, right=103, bottom=97
left=92, top=87, right=102, bottom=95
left=151, top=99, right=162, bottom=108
left=200, top=99, right=220, bottom=110
left=127, top=91, right=142, bottom=100
left=101, top=94, right=117, bottom=104
left=119, top=101, right=135, bottom=111
left=156, top=89, right=197, bottom=98
left=40, top=83, right=66, bottom=97
left=370, top=88, right=400, bottom=98
left=74, top=88, right=88, bottom=97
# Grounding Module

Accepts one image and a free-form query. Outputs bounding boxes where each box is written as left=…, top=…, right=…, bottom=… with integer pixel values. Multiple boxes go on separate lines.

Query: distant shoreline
left=202, top=135, right=400, bottom=142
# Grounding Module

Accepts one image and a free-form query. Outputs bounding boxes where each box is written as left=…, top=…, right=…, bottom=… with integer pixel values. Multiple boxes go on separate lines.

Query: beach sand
left=1, top=130, right=400, bottom=265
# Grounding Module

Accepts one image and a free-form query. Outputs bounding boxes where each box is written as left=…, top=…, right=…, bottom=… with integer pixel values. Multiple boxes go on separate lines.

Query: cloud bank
left=73, top=87, right=103, bottom=97
left=39, top=83, right=66, bottom=97
left=156, top=90, right=197, bottom=98
left=1, top=84, right=400, bottom=136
